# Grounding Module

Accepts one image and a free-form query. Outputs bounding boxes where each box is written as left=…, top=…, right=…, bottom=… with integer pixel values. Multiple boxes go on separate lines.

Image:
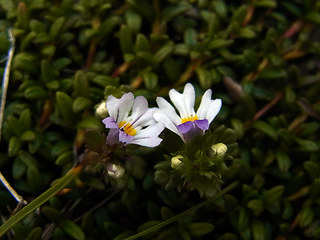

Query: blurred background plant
left=0, top=0, right=320, bottom=239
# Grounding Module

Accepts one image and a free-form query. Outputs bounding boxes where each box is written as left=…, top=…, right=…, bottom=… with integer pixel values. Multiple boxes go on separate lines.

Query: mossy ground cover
left=0, top=0, right=320, bottom=239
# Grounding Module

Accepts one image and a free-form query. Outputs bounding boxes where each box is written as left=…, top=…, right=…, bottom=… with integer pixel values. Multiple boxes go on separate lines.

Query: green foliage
left=0, top=0, right=320, bottom=239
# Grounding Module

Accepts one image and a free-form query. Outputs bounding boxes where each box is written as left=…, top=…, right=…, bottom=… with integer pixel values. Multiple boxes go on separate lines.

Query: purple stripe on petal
left=194, top=119, right=209, bottom=131
left=102, top=117, right=119, bottom=129
left=119, top=131, right=134, bottom=144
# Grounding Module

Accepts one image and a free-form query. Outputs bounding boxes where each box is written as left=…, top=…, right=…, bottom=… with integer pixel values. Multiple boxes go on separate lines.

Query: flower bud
left=211, top=143, right=228, bottom=158
left=107, top=163, right=125, bottom=179
left=96, top=101, right=108, bottom=118
left=171, top=155, right=183, bottom=169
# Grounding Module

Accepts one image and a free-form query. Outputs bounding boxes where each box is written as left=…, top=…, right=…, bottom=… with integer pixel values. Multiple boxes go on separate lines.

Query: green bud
left=96, top=101, right=108, bottom=118
left=107, top=163, right=125, bottom=179
left=211, top=143, right=228, bottom=158
left=171, top=155, right=183, bottom=169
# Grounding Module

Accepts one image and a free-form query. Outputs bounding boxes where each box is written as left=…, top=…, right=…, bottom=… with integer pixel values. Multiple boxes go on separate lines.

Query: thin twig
left=0, top=29, right=27, bottom=206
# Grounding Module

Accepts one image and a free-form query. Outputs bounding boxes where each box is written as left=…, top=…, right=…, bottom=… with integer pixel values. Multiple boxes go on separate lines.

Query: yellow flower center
left=181, top=115, right=198, bottom=124
left=118, top=121, right=137, bottom=136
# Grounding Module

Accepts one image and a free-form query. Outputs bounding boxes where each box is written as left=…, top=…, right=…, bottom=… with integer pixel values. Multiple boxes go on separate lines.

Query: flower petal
left=194, top=119, right=209, bottom=131
left=131, top=123, right=165, bottom=147
left=182, top=83, right=196, bottom=118
left=107, top=93, right=134, bottom=123
left=132, top=108, right=157, bottom=128
left=176, top=121, right=206, bottom=142
left=176, top=121, right=193, bottom=134
left=134, top=122, right=164, bottom=139
left=169, top=83, right=196, bottom=120
left=197, top=89, right=222, bottom=123
left=153, top=110, right=183, bottom=140
left=107, top=128, right=120, bottom=145
left=196, top=89, right=212, bottom=119
left=131, top=137, right=163, bottom=147
left=131, top=96, right=148, bottom=122
left=205, top=99, right=222, bottom=123
left=102, top=117, right=118, bottom=129
left=156, top=97, right=180, bottom=125
left=119, top=131, right=134, bottom=144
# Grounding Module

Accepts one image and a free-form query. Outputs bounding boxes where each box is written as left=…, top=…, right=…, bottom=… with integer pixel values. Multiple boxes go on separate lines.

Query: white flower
left=102, top=92, right=164, bottom=147
left=153, top=83, right=222, bottom=142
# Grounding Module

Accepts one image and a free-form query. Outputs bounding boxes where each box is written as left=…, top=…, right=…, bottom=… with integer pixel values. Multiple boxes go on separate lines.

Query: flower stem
left=123, top=180, right=239, bottom=240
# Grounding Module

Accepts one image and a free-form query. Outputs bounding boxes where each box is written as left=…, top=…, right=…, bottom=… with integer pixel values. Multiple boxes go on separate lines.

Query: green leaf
left=8, top=136, right=21, bottom=157
left=299, top=206, right=314, bottom=227
left=119, top=25, right=133, bottom=55
left=263, top=185, right=284, bottom=207
left=196, top=67, right=212, bottom=89
left=20, top=31, right=36, bottom=51
left=184, top=28, right=197, bottom=46
left=137, top=220, right=161, bottom=232
left=230, top=5, right=247, bottom=23
left=29, top=19, right=46, bottom=33
left=24, top=86, right=48, bottom=99
left=258, top=68, right=287, bottom=80
left=25, top=227, right=42, bottom=240
left=19, top=108, right=31, bottom=130
left=56, top=91, right=74, bottom=123
left=303, top=161, right=320, bottom=179
left=238, top=27, right=256, bottom=39
left=18, top=151, right=38, bottom=168
left=276, top=151, right=291, bottom=173
left=141, top=71, right=158, bottom=90
left=254, top=0, right=277, bottom=8
left=27, top=165, right=43, bottom=192
left=60, top=220, right=85, bottom=240
left=134, top=34, right=150, bottom=53
left=21, top=130, right=36, bottom=141
left=125, top=9, right=142, bottom=33
left=154, top=43, right=174, bottom=64
left=208, top=39, right=234, bottom=50
left=217, top=233, right=238, bottom=240
left=55, top=151, right=74, bottom=166
left=247, top=199, right=264, bottom=215
left=76, top=116, right=102, bottom=129
left=12, top=157, right=27, bottom=179
left=305, top=11, right=320, bottom=24
left=72, top=97, right=92, bottom=113
left=6, top=115, right=24, bottom=136
left=74, top=70, right=90, bottom=97
left=188, top=222, right=214, bottom=237
left=252, top=121, right=278, bottom=140
left=238, top=208, right=250, bottom=230
left=41, top=59, right=54, bottom=82
left=51, top=140, right=72, bottom=157
left=161, top=2, right=191, bottom=24
left=49, top=17, right=65, bottom=39
left=251, top=220, right=266, bottom=240
left=42, top=206, right=64, bottom=224
left=296, top=139, right=319, bottom=152
left=212, top=0, right=227, bottom=18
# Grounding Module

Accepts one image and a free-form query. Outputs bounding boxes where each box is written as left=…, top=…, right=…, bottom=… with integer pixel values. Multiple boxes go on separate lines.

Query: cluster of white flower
left=101, top=83, right=222, bottom=147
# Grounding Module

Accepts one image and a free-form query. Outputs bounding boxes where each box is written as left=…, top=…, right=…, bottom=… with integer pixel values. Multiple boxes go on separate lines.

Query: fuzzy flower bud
left=107, top=163, right=125, bottom=179
left=96, top=101, right=108, bottom=118
left=171, top=155, right=183, bottom=169
left=211, top=143, right=228, bottom=158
